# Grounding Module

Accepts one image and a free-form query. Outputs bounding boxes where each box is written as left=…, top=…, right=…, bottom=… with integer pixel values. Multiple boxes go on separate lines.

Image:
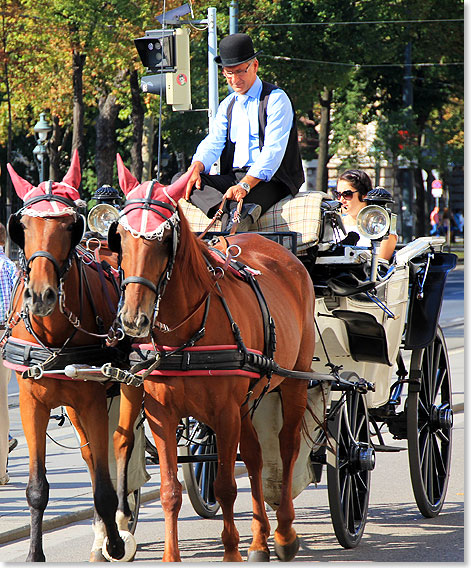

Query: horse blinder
left=70, top=214, right=86, bottom=249
left=107, top=221, right=121, bottom=253
left=8, top=213, right=25, bottom=249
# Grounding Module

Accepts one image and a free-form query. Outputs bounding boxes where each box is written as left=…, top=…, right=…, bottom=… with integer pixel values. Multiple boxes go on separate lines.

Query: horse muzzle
left=118, top=308, right=151, bottom=338
left=23, top=284, right=58, bottom=317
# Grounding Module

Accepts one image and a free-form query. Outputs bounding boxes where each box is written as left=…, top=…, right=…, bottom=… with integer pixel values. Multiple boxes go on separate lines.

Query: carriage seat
left=178, top=191, right=328, bottom=254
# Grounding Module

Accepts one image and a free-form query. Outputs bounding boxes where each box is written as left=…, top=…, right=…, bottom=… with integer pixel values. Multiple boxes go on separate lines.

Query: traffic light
left=134, top=30, right=176, bottom=73
left=135, top=28, right=191, bottom=111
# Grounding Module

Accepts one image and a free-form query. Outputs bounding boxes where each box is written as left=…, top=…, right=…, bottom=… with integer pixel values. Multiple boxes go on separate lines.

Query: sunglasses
left=333, top=190, right=358, bottom=200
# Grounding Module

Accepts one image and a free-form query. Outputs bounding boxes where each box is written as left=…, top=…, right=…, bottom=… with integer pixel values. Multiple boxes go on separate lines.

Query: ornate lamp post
left=33, top=113, right=52, bottom=182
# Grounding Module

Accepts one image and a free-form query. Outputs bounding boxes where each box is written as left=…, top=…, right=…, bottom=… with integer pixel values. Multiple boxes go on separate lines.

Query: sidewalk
left=1, top=317, right=464, bottom=547
left=0, top=408, right=164, bottom=546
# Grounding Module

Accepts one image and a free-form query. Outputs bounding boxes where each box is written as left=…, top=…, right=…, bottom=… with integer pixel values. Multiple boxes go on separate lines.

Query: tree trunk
left=141, top=114, right=155, bottom=181
left=316, top=87, right=332, bottom=192
left=96, top=92, right=120, bottom=187
left=72, top=51, right=86, bottom=167
left=130, top=69, right=144, bottom=181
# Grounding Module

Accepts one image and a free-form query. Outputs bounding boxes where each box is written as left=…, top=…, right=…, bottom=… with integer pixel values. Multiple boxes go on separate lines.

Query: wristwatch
left=237, top=181, right=251, bottom=193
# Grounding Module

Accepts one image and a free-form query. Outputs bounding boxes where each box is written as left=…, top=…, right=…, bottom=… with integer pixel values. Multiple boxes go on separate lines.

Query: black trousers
left=172, top=169, right=291, bottom=218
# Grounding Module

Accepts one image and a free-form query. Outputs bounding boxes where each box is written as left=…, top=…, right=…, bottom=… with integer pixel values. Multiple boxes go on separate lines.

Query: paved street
left=0, top=265, right=464, bottom=562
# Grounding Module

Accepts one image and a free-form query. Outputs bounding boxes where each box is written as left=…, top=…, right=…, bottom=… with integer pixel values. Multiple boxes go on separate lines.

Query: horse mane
left=176, top=206, right=218, bottom=293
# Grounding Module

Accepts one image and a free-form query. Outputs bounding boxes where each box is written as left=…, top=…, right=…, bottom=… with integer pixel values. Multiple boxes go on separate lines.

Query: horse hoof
left=247, top=549, right=270, bottom=562
left=102, top=531, right=137, bottom=562
left=274, top=536, right=300, bottom=562
left=89, top=550, right=108, bottom=562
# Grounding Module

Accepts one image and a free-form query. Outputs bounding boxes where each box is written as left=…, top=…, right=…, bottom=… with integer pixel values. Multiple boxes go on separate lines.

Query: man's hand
left=224, top=184, right=248, bottom=202
left=184, top=161, right=205, bottom=201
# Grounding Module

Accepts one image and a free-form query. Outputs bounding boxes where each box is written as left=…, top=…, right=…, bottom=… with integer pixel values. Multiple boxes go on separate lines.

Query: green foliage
left=0, top=0, right=464, bottom=200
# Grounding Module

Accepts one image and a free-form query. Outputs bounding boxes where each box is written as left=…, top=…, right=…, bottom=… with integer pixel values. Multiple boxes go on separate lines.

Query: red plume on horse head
left=7, top=149, right=82, bottom=216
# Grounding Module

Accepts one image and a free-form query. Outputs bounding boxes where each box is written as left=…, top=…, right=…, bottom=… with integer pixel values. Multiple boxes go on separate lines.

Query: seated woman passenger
left=334, top=169, right=398, bottom=261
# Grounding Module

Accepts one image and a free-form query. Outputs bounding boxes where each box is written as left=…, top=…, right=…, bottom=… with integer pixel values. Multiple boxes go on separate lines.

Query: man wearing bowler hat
left=182, top=33, right=304, bottom=232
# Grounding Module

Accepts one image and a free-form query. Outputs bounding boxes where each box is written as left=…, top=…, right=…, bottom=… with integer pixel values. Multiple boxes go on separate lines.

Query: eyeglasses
left=333, top=189, right=358, bottom=200
left=222, top=60, right=254, bottom=78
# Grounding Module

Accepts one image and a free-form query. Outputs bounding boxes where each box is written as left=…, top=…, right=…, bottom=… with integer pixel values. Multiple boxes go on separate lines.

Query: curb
left=0, top=465, right=247, bottom=546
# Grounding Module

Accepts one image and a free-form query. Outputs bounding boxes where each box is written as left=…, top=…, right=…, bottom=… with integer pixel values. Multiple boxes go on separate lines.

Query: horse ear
left=7, top=164, right=34, bottom=199
left=165, top=166, right=196, bottom=202
left=116, top=153, right=139, bottom=195
left=62, top=149, right=81, bottom=189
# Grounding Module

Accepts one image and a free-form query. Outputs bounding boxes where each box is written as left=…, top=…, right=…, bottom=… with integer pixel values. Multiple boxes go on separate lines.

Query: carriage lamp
left=87, top=203, right=120, bottom=237
left=33, top=113, right=52, bottom=183
left=87, top=185, right=121, bottom=237
left=356, top=205, right=390, bottom=241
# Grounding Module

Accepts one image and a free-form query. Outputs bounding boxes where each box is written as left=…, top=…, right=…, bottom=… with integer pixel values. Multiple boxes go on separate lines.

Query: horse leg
left=273, top=380, right=307, bottom=562
left=78, top=403, right=127, bottom=561
left=145, top=404, right=182, bottom=562
left=212, top=408, right=242, bottom=562
left=239, top=414, right=271, bottom=562
left=114, top=384, right=143, bottom=531
left=19, top=394, right=50, bottom=562
left=66, top=407, right=109, bottom=562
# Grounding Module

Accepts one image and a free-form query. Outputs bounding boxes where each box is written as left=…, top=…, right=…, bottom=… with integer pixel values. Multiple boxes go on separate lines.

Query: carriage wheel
left=407, top=326, right=453, bottom=518
left=327, top=374, right=374, bottom=549
left=180, top=419, right=220, bottom=518
left=127, top=488, right=140, bottom=534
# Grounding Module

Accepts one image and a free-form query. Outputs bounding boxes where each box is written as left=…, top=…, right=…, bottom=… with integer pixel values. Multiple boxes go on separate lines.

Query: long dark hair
left=338, top=169, right=372, bottom=200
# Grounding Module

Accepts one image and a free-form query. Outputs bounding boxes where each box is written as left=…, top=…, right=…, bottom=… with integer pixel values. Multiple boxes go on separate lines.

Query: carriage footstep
left=247, top=549, right=270, bottom=562
left=102, top=531, right=137, bottom=562
left=274, top=535, right=299, bottom=562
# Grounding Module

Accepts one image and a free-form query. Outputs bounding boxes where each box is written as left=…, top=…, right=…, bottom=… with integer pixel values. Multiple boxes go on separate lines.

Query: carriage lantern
left=87, top=185, right=121, bottom=237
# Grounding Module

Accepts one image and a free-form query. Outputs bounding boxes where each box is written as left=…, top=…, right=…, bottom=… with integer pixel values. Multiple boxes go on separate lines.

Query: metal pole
left=207, top=7, right=218, bottom=131
left=207, top=7, right=219, bottom=174
left=229, top=1, right=238, bottom=34
left=40, top=148, right=46, bottom=183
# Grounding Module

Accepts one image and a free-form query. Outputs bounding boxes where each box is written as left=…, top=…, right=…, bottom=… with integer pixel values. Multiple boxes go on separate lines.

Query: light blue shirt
left=0, top=246, right=17, bottom=323
left=192, top=77, right=294, bottom=182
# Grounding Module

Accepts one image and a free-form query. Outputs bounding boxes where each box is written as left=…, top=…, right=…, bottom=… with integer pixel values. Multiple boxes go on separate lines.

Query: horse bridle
left=113, top=181, right=181, bottom=327
left=9, top=188, right=85, bottom=285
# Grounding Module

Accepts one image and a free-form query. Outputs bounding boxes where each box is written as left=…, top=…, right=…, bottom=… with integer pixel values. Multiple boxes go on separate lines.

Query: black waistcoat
left=219, top=81, right=304, bottom=196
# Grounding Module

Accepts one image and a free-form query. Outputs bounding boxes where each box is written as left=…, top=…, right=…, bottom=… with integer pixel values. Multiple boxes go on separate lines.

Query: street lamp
left=33, top=112, right=52, bottom=182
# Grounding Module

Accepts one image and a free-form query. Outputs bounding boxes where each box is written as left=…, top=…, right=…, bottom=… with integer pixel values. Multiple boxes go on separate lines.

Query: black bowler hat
left=214, top=33, right=262, bottom=67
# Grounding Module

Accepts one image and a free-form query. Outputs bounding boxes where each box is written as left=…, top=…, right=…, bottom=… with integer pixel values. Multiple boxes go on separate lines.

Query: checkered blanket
left=178, top=191, right=328, bottom=254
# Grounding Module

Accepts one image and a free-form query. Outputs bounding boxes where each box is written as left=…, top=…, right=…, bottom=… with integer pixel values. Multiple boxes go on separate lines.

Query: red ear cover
left=165, top=165, right=196, bottom=202
left=7, top=164, right=34, bottom=198
left=61, top=149, right=81, bottom=189
left=116, top=153, right=140, bottom=195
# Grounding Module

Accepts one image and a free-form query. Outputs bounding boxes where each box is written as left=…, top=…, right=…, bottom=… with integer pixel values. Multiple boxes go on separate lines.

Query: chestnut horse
left=107, top=155, right=316, bottom=561
left=3, top=152, right=142, bottom=562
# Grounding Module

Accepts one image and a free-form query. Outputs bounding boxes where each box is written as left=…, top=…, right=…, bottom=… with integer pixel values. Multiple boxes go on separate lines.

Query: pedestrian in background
left=0, top=222, right=18, bottom=485
left=430, top=206, right=441, bottom=236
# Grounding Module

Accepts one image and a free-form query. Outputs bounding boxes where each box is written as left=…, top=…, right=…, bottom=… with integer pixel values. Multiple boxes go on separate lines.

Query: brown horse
left=108, top=155, right=316, bottom=561
left=3, top=152, right=142, bottom=562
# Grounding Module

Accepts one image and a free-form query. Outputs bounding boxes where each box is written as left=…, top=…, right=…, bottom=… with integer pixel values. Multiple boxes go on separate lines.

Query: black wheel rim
left=337, top=393, right=370, bottom=536
left=415, top=332, right=452, bottom=508
left=327, top=386, right=372, bottom=548
left=189, top=423, right=218, bottom=507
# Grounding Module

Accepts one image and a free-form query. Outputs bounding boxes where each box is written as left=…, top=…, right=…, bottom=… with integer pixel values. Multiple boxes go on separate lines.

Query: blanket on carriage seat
left=178, top=191, right=328, bottom=254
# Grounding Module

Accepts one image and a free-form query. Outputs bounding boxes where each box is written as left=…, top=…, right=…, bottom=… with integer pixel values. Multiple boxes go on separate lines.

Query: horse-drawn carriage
left=1, top=154, right=455, bottom=562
